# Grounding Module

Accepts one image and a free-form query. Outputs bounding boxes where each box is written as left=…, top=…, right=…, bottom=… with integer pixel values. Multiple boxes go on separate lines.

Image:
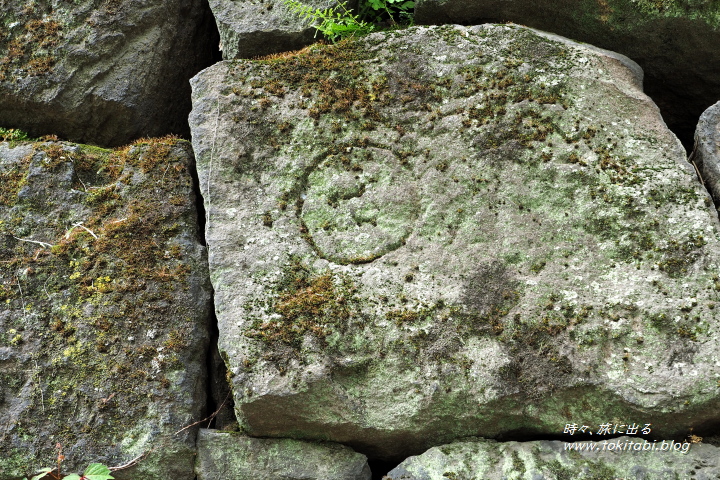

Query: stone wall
left=2, top=1, right=720, bottom=479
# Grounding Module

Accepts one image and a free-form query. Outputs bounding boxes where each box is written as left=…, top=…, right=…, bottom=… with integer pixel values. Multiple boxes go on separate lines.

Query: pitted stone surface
left=414, top=0, right=720, bottom=146
left=210, top=0, right=345, bottom=59
left=300, top=144, right=421, bottom=263
left=694, top=101, right=720, bottom=207
left=386, top=437, right=720, bottom=480
left=0, top=0, right=218, bottom=146
left=0, top=138, right=211, bottom=479
left=195, top=430, right=372, bottom=480
left=190, top=25, right=720, bottom=460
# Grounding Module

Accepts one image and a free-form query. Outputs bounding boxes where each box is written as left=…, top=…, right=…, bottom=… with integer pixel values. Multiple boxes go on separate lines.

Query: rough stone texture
left=210, top=0, right=347, bottom=60
left=195, top=429, right=372, bottom=480
left=414, top=0, right=720, bottom=148
left=694, top=101, right=720, bottom=208
left=0, top=138, right=211, bottom=479
left=190, top=25, right=720, bottom=460
left=0, top=0, right=218, bottom=147
left=385, top=437, right=720, bottom=479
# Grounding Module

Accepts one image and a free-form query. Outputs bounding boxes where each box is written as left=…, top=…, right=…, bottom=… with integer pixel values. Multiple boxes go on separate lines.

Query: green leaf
left=283, top=0, right=376, bottom=42
left=64, top=475, right=82, bottom=480
left=83, top=463, right=115, bottom=480
left=29, top=468, right=53, bottom=480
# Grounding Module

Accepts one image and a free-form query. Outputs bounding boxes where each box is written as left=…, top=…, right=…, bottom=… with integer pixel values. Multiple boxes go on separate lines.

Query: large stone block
left=0, top=0, right=218, bottom=146
left=413, top=0, right=720, bottom=146
left=0, top=138, right=211, bottom=479
left=210, top=0, right=347, bottom=60
left=195, top=429, right=371, bottom=480
left=190, top=25, right=720, bottom=460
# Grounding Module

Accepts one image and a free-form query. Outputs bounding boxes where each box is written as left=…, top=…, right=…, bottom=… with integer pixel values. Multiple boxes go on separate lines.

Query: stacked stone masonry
left=2, top=1, right=720, bottom=478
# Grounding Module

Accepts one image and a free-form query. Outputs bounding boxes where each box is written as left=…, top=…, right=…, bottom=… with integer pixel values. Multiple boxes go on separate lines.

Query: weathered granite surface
left=210, top=0, right=347, bottom=59
left=413, top=0, right=720, bottom=147
left=189, top=24, right=720, bottom=460
left=693, top=101, right=720, bottom=208
left=0, top=0, right=218, bottom=146
left=385, top=437, right=720, bottom=480
left=195, top=429, right=372, bottom=480
left=0, top=138, right=211, bottom=479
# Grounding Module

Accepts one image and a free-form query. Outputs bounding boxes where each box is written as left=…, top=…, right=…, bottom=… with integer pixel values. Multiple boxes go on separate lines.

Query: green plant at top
left=283, top=0, right=374, bottom=42
left=0, top=127, right=31, bottom=142
left=359, top=0, right=414, bottom=25
left=282, top=0, right=414, bottom=43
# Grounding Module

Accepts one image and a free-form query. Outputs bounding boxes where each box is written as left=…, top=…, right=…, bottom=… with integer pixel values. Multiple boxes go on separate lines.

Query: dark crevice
left=643, top=79, right=705, bottom=156
left=189, top=149, right=207, bottom=247
left=205, top=303, right=238, bottom=429
left=204, top=301, right=219, bottom=428
left=685, top=418, right=720, bottom=447
left=172, top=0, right=223, bottom=145
left=662, top=114, right=694, bottom=156
left=203, top=0, right=224, bottom=67
left=189, top=133, right=237, bottom=430
left=369, top=459, right=402, bottom=480
left=187, top=0, right=218, bottom=244
left=189, top=0, right=236, bottom=448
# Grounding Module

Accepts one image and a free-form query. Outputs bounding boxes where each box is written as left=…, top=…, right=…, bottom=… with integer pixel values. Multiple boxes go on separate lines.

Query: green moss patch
left=192, top=25, right=720, bottom=455
left=246, top=257, right=359, bottom=349
left=0, top=4, right=63, bottom=81
left=0, top=136, right=209, bottom=477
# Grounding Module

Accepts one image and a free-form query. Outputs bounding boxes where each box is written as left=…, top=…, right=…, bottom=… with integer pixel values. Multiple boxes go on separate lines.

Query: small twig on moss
left=15, top=279, right=26, bottom=316
left=12, top=236, right=53, bottom=249
left=109, top=451, right=151, bottom=472
left=71, top=222, right=98, bottom=239
left=161, top=163, right=171, bottom=184
left=688, top=145, right=706, bottom=187
left=33, top=360, right=45, bottom=414
left=174, top=391, right=231, bottom=435
left=108, top=392, right=231, bottom=473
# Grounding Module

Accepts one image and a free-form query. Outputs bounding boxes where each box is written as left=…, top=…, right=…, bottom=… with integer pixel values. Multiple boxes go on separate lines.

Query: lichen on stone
left=0, top=136, right=210, bottom=479
left=190, top=24, right=720, bottom=459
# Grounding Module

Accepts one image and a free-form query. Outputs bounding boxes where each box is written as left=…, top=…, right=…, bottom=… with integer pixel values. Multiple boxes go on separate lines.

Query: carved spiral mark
left=292, top=142, right=420, bottom=265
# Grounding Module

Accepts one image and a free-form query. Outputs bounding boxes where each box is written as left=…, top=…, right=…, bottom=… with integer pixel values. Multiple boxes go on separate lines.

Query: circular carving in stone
left=300, top=146, right=420, bottom=264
